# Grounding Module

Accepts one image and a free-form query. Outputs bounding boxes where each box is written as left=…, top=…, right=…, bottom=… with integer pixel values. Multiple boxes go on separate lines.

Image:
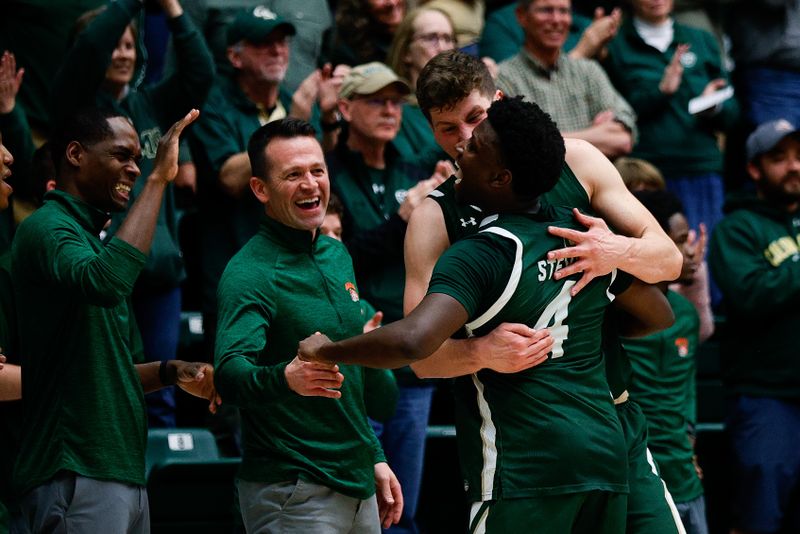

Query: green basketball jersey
left=429, top=162, right=631, bottom=399
left=622, top=291, right=703, bottom=503
left=428, top=207, right=628, bottom=501
left=428, top=162, right=590, bottom=245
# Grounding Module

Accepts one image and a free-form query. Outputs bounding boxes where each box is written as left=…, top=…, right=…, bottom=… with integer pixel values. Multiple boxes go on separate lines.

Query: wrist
left=465, top=336, right=487, bottom=372
left=159, top=360, right=178, bottom=386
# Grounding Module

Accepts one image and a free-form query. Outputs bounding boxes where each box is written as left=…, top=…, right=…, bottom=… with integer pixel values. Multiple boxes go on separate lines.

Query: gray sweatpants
left=238, top=478, right=380, bottom=533
left=16, top=472, right=149, bottom=534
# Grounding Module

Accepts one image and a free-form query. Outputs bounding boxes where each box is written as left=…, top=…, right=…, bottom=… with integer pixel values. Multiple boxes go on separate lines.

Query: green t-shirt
left=622, top=290, right=703, bottom=503
left=214, top=215, right=385, bottom=499
left=428, top=208, right=628, bottom=501
left=11, top=190, right=148, bottom=494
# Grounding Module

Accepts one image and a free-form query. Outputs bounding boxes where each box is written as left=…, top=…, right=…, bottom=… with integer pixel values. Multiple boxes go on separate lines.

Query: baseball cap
left=227, top=6, right=296, bottom=46
left=339, top=62, right=411, bottom=100
left=746, top=119, right=800, bottom=162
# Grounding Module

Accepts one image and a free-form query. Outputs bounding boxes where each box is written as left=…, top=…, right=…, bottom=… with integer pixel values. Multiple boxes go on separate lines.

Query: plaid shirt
left=497, top=49, right=638, bottom=140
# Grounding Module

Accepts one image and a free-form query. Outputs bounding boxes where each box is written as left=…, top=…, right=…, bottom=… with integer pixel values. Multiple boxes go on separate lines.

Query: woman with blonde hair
left=387, top=6, right=455, bottom=161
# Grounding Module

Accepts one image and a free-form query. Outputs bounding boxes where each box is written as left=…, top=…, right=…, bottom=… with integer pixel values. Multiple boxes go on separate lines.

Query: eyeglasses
left=356, top=96, right=407, bottom=109
left=413, top=32, right=456, bottom=47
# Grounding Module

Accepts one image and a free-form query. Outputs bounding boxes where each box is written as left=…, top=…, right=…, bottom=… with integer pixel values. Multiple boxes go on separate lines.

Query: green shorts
left=617, top=400, right=686, bottom=534
left=469, top=491, right=626, bottom=534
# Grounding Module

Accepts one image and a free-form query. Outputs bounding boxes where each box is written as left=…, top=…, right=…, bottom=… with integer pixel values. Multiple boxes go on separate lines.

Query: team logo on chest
left=675, top=337, right=690, bottom=357
left=345, top=282, right=360, bottom=302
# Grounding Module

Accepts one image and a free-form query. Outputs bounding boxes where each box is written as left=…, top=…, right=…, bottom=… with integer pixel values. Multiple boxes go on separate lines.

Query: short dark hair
left=416, top=50, right=495, bottom=122
left=327, top=193, right=345, bottom=219
left=248, top=118, right=318, bottom=180
left=633, top=189, right=685, bottom=233
left=50, top=107, right=126, bottom=176
left=486, top=96, right=565, bottom=200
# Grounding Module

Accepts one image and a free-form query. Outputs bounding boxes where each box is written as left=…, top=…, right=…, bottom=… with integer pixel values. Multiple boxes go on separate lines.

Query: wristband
left=159, top=360, right=174, bottom=386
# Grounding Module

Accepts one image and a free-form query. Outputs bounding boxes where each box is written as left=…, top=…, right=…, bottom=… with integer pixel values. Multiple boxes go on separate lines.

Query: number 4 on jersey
left=534, top=281, right=575, bottom=359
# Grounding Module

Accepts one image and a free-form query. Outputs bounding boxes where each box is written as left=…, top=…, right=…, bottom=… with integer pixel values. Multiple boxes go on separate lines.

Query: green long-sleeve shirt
left=11, top=190, right=148, bottom=494
left=214, top=215, right=385, bottom=499
left=623, top=290, right=703, bottom=504
left=52, top=0, right=214, bottom=290
left=709, top=194, right=800, bottom=399
left=605, top=19, right=739, bottom=177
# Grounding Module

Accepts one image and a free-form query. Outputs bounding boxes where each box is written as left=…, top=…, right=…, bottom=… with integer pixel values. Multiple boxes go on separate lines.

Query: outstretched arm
left=299, top=293, right=468, bottom=368
left=548, top=139, right=682, bottom=295
left=403, top=198, right=552, bottom=378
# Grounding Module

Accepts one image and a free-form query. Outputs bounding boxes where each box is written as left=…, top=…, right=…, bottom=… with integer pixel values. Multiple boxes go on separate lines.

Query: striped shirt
left=497, top=49, right=638, bottom=139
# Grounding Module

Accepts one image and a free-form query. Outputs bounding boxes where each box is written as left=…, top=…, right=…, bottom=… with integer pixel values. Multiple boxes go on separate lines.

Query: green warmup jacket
left=52, top=0, right=214, bottom=290
left=605, top=19, right=739, bottom=178
left=326, top=138, right=430, bottom=385
left=709, top=194, right=800, bottom=399
left=191, top=74, right=293, bottom=318
left=11, top=190, right=148, bottom=495
left=623, top=290, right=703, bottom=504
left=214, top=215, right=385, bottom=499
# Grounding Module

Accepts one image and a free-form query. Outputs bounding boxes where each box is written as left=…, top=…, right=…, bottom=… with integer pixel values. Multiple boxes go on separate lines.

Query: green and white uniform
left=623, top=291, right=704, bottom=505
left=428, top=163, right=684, bottom=533
left=428, top=207, right=628, bottom=529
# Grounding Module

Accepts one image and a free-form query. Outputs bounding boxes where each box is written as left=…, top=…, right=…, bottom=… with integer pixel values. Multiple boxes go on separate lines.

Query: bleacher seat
left=146, top=428, right=241, bottom=533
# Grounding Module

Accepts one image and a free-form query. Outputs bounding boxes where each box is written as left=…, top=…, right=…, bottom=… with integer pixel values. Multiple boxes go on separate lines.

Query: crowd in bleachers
left=0, top=0, right=799, bottom=533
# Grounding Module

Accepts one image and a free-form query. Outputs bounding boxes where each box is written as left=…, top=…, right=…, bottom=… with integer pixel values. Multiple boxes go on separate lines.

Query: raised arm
left=146, top=0, right=215, bottom=125
left=547, top=138, right=682, bottom=295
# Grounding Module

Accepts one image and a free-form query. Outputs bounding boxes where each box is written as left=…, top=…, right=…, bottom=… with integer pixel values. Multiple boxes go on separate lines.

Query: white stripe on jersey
left=646, top=448, right=687, bottom=534
left=428, top=189, right=444, bottom=198
left=465, top=227, right=523, bottom=335
left=605, top=268, right=618, bottom=302
left=469, top=502, right=490, bottom=534
left=472, top=374, right=498, bottom=500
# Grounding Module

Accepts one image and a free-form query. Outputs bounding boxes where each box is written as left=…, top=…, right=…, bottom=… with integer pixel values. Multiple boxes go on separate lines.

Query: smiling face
left=254, top=136, right=330, bottom=233
left=430, top=89, right=498, bottom=159
left=229, top=29, right=291, bottom=84
left=517, top=0, right=572, bottom=56
left=0, top=133, right=14, bottom=211
left=70, top=117, right=141, bottom=212
left=104, top=25, right=136, bottom=91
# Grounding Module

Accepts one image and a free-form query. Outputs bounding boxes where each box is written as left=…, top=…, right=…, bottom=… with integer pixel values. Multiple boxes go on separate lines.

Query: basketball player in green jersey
left=404, top=51, right=687, bottom=534
left=298, top=96, right=671, bottom=532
